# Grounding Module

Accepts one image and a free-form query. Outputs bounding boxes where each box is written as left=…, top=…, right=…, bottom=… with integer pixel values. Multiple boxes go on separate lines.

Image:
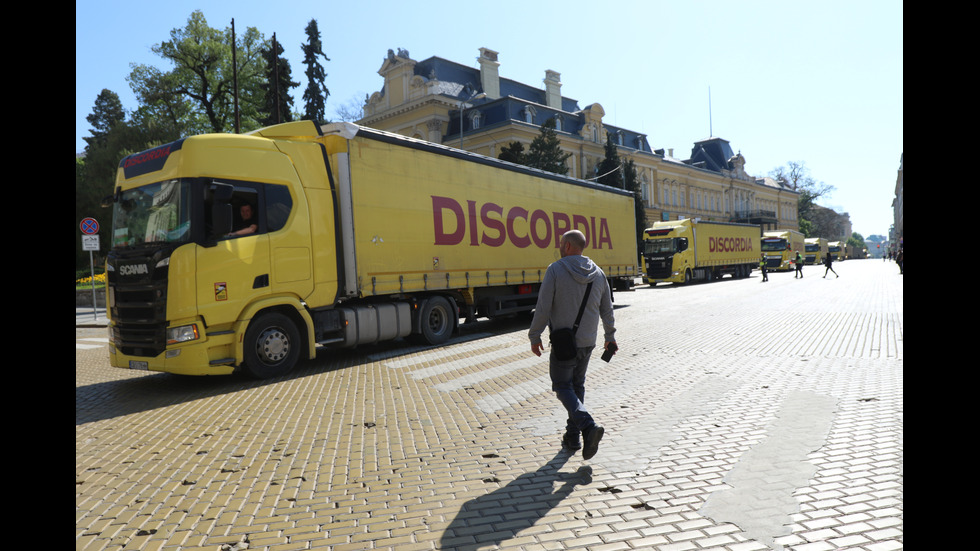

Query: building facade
left=358, top=47, right=799, bottom=232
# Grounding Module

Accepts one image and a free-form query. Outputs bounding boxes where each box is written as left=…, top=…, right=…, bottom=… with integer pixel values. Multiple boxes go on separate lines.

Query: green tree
left=846, top=232, right=867, bottom=251
left=127, top=11, right=268, bottom=136
left=769, top=161, right=834, bottom=238
left=596, top=133, right=623, bottom=189
left=498, top=141, right=528, bottom=165
left=83, top=89, right=126, bottom=151
left=526, top=118, right=571, bottom=175
left=301, top=19, right=330, bottom=123
left=260, top=34, right=299, bottom=126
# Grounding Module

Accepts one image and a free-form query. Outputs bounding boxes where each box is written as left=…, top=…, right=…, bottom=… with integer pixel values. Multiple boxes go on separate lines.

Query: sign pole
left=89, top=251, right=97, bottom=321
left=80, top=218, right=101, bottom=322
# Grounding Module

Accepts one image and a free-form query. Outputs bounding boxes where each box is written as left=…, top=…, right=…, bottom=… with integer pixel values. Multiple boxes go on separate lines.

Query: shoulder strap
left=571, top=281, right=593, bottom=334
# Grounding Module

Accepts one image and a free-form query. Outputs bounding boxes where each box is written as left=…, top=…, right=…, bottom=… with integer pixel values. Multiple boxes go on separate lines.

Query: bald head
left=560, top=230, right=586, bottom=257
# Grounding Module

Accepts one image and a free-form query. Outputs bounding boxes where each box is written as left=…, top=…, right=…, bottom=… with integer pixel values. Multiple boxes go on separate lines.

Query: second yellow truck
left=642, top=219, right=760, bottom=285
left=105, top=121, right=638, bottom=378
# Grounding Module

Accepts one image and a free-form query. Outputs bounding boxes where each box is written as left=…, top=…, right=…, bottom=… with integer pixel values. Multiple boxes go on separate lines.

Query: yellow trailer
left=642, top=218, right=760, bottom=285
left=105, top=121, right=637, bottom=378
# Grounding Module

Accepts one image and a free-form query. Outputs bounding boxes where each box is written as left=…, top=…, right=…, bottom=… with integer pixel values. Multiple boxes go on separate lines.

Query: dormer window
left=522, top=106, right=536, bottom=124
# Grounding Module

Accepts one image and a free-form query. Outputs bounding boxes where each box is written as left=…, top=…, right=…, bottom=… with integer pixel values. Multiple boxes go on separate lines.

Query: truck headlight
left=167, top=324, right=200, bottom=345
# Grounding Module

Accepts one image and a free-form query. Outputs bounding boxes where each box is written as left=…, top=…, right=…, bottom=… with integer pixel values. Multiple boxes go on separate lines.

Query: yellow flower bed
left=76, top=272, right=107, bottom=286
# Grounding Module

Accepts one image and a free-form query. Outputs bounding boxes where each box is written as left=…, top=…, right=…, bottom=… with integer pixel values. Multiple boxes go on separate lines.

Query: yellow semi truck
left=642, top=219, right=760, bottom=285
left=105, top=121, right=638, bottom=378
left=762, top=229, right=805, bottom=271
left=828, top=241, right=844, bottom=261
left=804, top=237, right=828, bottom=265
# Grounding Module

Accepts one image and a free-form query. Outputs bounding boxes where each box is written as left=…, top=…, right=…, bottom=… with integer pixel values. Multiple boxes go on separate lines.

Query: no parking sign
left=80, top=217, right=100, bottom=251
left=80, top=217, right=100, bottom=234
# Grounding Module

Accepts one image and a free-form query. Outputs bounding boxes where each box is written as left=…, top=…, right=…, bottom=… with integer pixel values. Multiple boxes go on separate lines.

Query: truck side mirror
left=677, top=237, right=688, bottom=252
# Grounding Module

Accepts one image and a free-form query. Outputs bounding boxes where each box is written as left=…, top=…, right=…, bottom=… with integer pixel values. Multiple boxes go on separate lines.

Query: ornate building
left=358, top=47, right=798, bottom=232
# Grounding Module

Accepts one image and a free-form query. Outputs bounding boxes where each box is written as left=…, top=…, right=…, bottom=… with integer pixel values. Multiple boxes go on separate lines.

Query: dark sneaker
left=562, top=431, right=582, bottom=453
left=582, top=425, right=604, bottom=460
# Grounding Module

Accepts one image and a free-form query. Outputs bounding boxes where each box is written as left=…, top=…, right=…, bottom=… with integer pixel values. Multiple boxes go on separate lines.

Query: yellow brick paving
left=77, top=259, right=902, bottom=550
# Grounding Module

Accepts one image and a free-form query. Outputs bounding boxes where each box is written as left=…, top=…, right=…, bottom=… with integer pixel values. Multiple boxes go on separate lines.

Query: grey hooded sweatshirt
left=528, top=254, right=616, bottom=349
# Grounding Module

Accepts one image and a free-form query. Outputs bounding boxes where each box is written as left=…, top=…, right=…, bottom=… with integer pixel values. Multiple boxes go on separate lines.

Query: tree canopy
left=526, top=118, right=571, bottom=175
left=301, top=19, right=330, bottom=123
left=127, top=11, right=268, bottom=136
left=769, top=161, right=836, bottom=238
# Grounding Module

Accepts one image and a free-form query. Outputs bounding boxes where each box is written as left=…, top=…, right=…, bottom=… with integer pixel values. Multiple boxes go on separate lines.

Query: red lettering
left=432, top=196, right=464, bottom=245
left=597, top=218, right=612, bottom=249
left=467, top=200, right=478, bottom=246
left=124, top=145, right=171, bottom=167
left=430, top=195, right=616, bottom=250
left=530, top=209, right=551, bottom=249
left=708, top=237, right=754, bottom=252
left=507, top=206, right=530, bottom=248
left=480, top=203, right=505, bottom=246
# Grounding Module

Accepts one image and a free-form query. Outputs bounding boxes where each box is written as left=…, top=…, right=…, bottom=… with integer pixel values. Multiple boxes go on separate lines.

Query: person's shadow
left=439, top=450, right=593, bottom=550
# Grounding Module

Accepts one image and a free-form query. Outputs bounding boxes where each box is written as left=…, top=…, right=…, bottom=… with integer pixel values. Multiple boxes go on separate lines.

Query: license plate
left=129, top=361, right=149, bottom=371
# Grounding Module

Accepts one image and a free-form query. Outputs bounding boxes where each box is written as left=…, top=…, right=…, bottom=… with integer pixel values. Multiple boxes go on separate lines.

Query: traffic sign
left=80, top=217, right=100, bottom=235
left=82, top=234, right=100, bottom=251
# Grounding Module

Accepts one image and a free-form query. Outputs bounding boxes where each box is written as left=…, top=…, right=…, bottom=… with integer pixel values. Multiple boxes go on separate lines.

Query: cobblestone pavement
left=76, top=259, right=903, bottom=551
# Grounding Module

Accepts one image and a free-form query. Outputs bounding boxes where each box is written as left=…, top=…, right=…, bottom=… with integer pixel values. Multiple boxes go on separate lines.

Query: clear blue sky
left=76, top=0, right=903, bottom=238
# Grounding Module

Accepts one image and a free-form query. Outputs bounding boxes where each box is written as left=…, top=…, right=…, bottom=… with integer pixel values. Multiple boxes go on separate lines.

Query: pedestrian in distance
left=759, top=254, right=768, bottom=282
left=794, top=251, right=804, bottom=278
left=529, top=230, right=616, bottom=461
left=823, top=253, right=839, bottom=278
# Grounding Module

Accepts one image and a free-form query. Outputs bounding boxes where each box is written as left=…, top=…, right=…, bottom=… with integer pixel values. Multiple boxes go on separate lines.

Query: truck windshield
left=111, top=179, right=191, bottom=248
left=761, top=238, right=787, bottom=252
left=644, top=238, right=677, bottom=255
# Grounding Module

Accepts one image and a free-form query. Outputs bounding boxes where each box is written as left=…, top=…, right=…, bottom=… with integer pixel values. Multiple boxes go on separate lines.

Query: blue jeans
left=550, top=346, right=596, bottom=433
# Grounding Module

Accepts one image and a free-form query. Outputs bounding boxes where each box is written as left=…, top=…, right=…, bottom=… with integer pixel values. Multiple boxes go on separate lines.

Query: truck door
left=196, top=183, right=272, bottom=327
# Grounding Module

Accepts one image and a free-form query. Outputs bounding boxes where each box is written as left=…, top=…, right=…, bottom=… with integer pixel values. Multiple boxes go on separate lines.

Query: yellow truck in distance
left=642, top=219, right=760, bottom=285
left=828, top=241, right=844, bottom=261
left=762, top=229, right=805, bottom=271
left=804, top=237, right=828, bottom=265
left=106, top=121, right=638, bottom=378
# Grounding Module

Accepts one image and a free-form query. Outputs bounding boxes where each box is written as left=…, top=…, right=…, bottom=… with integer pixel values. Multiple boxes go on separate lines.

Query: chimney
left=478, top=48, right=500, bottom=99
left=544, top=70, right=562, bottom=109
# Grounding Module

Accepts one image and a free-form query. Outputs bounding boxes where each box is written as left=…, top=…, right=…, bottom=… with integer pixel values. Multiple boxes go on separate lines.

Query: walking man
left=759, top=254, right=769, bottom=282
left=529, top=230, right=616, bottom=460
left=823, top=253, right=839, bottom=278
left=794, top=251, right=804, bottom=278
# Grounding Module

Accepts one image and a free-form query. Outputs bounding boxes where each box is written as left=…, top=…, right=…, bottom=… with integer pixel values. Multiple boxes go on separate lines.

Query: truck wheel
left=684, top=269, right=693, bottom=284
left=243, top=312, right=301, bottom=378
left=419, top=296, right=455, bottom=344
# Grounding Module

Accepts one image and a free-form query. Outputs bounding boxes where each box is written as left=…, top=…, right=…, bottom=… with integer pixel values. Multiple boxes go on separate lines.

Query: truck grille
left=107, top=252, right=170, bottom=357
left=645, top=256, right=673, bottom=279
left=109, top=281, right=168, bottom=357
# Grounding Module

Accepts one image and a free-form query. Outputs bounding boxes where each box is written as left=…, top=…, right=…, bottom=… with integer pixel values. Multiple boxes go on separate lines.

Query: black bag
left=549, top=281, right=593, bottom=361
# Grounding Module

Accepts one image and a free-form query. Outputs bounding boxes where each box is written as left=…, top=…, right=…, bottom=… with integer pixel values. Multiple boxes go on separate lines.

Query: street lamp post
left=458, top=92, right=487, bottom=149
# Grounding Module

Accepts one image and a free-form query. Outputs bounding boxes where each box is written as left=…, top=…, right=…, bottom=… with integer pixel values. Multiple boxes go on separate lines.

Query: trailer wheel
left=243, top=312, right=301, bottom=379
left=419, top=296, right=455, bottom=344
